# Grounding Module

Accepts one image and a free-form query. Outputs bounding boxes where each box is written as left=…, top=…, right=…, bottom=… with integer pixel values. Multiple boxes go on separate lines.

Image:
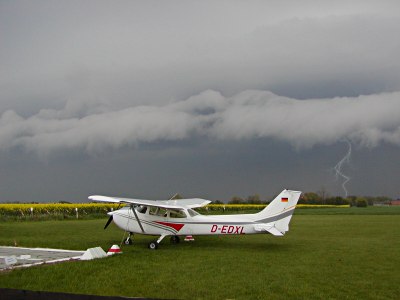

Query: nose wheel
left=124, top=232, right=133, bottom=245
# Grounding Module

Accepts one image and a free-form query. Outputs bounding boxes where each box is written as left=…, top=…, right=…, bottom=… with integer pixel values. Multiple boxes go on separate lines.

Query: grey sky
left=1, top=1, right=399, bottom=202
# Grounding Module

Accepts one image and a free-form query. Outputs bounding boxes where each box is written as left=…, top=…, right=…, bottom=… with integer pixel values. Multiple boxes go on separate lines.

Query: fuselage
left=110, top=206, right=262, bottom=236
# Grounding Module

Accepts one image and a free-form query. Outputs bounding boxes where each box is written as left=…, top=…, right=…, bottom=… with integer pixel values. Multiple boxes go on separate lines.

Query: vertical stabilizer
left=254, top=190, right=302, bottom=235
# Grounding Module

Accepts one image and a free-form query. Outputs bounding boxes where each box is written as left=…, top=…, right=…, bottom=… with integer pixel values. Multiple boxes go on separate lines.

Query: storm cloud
left=2, top=1, right=400, bottom=116
left=1, top=90, right=399, bottom=155
left=1, top=1, right=400, bottom=201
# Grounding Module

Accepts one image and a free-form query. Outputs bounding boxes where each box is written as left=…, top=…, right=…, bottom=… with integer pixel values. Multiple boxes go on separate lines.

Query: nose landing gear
left=124, top=232, right=133, bottom=245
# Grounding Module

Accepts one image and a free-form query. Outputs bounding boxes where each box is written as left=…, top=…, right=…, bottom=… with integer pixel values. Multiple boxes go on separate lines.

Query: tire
left=170, top=235, right=180, bottom=244
left=124, top=237, right=132, bottom=245
left=148, top=241, right=158, bottom=250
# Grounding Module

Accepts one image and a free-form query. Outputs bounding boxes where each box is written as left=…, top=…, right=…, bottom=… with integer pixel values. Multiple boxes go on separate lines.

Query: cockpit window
left=169, top=210, right=187, bottom=218
left=187, top=209, right=199, bottom=217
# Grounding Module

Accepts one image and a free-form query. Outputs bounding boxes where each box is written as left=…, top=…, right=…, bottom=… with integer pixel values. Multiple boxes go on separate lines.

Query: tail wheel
left=148, top=241, right=159, bottom=250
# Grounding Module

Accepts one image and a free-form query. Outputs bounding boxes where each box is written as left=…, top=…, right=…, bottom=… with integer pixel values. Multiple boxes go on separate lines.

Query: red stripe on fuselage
left=155, top=221, right=184, bottom=232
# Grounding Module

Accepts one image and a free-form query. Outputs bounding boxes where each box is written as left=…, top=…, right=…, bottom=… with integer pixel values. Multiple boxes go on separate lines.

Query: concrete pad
left=0, top=246, right=85, bottom=270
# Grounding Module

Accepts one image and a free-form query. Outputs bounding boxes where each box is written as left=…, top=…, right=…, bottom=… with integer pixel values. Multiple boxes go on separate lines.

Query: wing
left=165, top=198, right=212, bottom=209
left=88, top=195, right=211, bottom=209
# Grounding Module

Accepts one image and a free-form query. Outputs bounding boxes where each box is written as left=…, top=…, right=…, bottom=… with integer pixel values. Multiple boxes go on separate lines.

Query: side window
left=170, top=210, right=187, bottom=218
left=149, top=207, right=159, bottom=215
left=158, top=208, right=167, bottom=217
left=149, top=207, right=167, bottom=217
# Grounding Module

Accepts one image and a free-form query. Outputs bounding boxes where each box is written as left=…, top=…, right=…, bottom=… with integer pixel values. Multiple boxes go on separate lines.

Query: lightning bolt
left=333, top=140, right=352, bottom=198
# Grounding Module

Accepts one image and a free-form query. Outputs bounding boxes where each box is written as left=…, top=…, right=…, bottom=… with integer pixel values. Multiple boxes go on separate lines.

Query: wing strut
left=131, top=205, right=145, bottom=233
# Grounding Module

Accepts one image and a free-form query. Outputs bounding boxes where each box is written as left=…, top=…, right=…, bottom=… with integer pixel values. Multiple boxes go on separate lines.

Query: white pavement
left=0, top=246, right=85, bottom=270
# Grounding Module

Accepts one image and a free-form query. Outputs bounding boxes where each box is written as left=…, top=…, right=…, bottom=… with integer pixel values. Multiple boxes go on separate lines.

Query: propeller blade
left=104, top=215, right=113, bottom=229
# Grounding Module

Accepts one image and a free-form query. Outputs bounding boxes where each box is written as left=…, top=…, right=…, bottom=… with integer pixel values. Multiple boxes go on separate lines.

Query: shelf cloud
left=1, top=90, right=399, bottom=156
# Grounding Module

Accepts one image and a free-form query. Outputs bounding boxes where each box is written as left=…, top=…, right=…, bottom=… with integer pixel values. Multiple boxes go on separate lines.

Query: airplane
left=89, top=189, right=301, bottom=250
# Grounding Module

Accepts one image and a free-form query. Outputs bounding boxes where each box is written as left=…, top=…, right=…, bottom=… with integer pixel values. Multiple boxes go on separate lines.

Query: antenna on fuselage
left=169, top=193, right=179, bottom=200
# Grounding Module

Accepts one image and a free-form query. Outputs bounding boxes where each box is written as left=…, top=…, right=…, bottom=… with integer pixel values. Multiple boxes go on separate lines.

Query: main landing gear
left=170, top=235, right=180, bottom=244
left=124, top=234, right=180, bottom=250
left=148, top=234, right=166, bottom=250
left=148, top=234, right=180, bottom=250
left=148, top=240, right=159, bottom=250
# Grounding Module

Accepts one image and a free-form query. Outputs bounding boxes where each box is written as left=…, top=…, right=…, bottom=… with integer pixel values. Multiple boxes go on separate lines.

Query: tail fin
left=254, top=189, right=302, bottom=236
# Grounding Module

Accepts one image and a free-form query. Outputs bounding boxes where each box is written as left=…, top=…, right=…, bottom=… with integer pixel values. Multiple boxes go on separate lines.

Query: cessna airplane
left=89, top=189, right=301, bottom=250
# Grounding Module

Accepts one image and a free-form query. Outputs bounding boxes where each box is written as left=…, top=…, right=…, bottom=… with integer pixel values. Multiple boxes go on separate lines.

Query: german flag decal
left=281, top=197, right=289, bottom=202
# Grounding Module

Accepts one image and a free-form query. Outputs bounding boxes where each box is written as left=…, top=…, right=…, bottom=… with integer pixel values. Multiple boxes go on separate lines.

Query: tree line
left=211, top=192, right=394, bottom=207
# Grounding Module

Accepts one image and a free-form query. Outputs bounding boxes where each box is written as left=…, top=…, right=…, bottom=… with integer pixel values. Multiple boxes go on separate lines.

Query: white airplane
left=89, top=189, right=301, bottom=250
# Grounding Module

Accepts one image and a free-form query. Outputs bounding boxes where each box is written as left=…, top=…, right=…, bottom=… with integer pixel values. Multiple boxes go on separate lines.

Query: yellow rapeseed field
left=0, top=203, right=349, bottom=217
left=0, top=203, right=120, bottom=217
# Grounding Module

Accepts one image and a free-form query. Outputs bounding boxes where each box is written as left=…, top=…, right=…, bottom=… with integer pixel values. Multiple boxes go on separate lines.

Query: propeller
left=104, top=215, right=113, bottom=229
left=104, top=203, right=121, bottom=230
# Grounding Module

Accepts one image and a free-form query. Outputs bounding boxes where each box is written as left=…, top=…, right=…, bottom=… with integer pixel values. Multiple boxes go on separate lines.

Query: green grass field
left=1, top=207, right=399, bottom=299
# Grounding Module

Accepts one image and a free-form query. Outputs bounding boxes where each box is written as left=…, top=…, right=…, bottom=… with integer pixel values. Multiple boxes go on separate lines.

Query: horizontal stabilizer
left=254, top=224, right=284, bottom=236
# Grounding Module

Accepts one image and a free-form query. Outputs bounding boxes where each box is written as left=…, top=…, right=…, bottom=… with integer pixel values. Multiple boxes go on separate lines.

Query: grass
left=0, top=208, right=400, bottom=299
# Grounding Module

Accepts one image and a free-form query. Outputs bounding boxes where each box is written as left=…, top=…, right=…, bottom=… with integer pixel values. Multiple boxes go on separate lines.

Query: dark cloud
left=2, top=2, right=400, bottom=115
left=1, top=1, right=400, bottom=201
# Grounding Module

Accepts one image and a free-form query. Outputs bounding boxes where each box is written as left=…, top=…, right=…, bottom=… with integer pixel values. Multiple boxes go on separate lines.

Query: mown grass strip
left=0, top=213, right=399, bottom=299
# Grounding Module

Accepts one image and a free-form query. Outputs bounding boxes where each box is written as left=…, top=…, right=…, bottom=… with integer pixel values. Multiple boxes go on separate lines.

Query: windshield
left=136, top=205, right=147, bottom=214
left=187, top=209, right=200, bottom=217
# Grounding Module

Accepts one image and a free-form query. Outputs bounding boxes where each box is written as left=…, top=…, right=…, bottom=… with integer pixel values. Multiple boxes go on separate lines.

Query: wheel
left=148, top=241, right=159, bottom=250
left=124, top=237, right=133, bottom=245
left=170, top=235, right=180, bottom=244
